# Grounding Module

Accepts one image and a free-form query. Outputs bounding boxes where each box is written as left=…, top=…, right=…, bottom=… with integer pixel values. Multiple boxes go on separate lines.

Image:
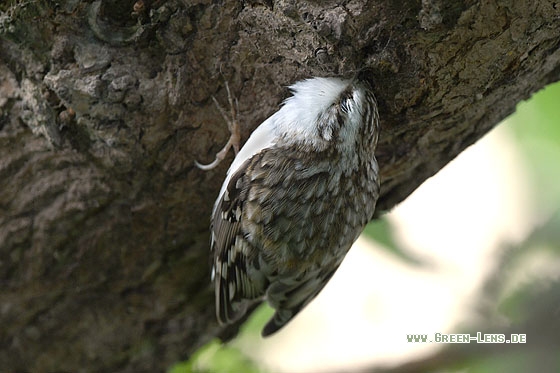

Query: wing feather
left=212, top=157, right=263, bottom=324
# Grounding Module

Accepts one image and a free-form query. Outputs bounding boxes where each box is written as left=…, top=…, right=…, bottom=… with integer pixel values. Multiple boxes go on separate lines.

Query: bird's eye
left=340, top=97, right=352, bottom=113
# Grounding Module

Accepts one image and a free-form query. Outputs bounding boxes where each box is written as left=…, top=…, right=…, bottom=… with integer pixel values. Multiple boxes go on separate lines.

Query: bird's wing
left=211, top=156, right=264, bottom=324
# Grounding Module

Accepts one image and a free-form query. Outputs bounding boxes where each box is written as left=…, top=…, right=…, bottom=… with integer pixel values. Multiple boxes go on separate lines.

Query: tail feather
left=262, top=268, right=337, bottom=336
left=262, top=307, right=303, bottom=337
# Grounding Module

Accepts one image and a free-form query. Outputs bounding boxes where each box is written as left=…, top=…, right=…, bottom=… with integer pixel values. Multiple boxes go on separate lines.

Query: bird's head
left=274, top=76, right=378, bottom=154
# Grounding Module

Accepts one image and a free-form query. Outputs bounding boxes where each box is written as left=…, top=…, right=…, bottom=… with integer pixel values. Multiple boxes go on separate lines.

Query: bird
left=197, top=74, right=380, bottom=337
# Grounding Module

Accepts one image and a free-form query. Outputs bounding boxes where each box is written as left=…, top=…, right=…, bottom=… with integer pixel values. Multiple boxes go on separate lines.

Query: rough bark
left=0, top=0, right=558, bottom=372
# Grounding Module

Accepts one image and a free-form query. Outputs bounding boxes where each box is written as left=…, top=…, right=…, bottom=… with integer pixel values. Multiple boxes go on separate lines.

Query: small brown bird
left=198, top=75, right=380, bottom=336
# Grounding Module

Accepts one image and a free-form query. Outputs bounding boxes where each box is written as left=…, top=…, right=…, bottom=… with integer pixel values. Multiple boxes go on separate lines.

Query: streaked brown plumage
left=206, top=75, right=380, bottom=336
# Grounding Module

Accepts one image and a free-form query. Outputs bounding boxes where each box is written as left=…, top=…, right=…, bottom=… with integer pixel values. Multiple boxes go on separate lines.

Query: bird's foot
left=195, top=81, right=241, bottom=170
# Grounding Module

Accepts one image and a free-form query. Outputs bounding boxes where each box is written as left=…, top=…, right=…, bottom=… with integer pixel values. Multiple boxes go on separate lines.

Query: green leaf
left=363, top=218, right=426, bottom=265
left=168, top=338, right=265, bottom=373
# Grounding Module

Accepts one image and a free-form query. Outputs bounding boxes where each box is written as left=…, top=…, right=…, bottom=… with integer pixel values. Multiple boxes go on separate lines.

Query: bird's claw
left=196, top=81, right=241, bottom=170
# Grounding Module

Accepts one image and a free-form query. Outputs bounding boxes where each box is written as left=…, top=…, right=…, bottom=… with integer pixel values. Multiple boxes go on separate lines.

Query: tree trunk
left=0, top=0, right=558, bottom=372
